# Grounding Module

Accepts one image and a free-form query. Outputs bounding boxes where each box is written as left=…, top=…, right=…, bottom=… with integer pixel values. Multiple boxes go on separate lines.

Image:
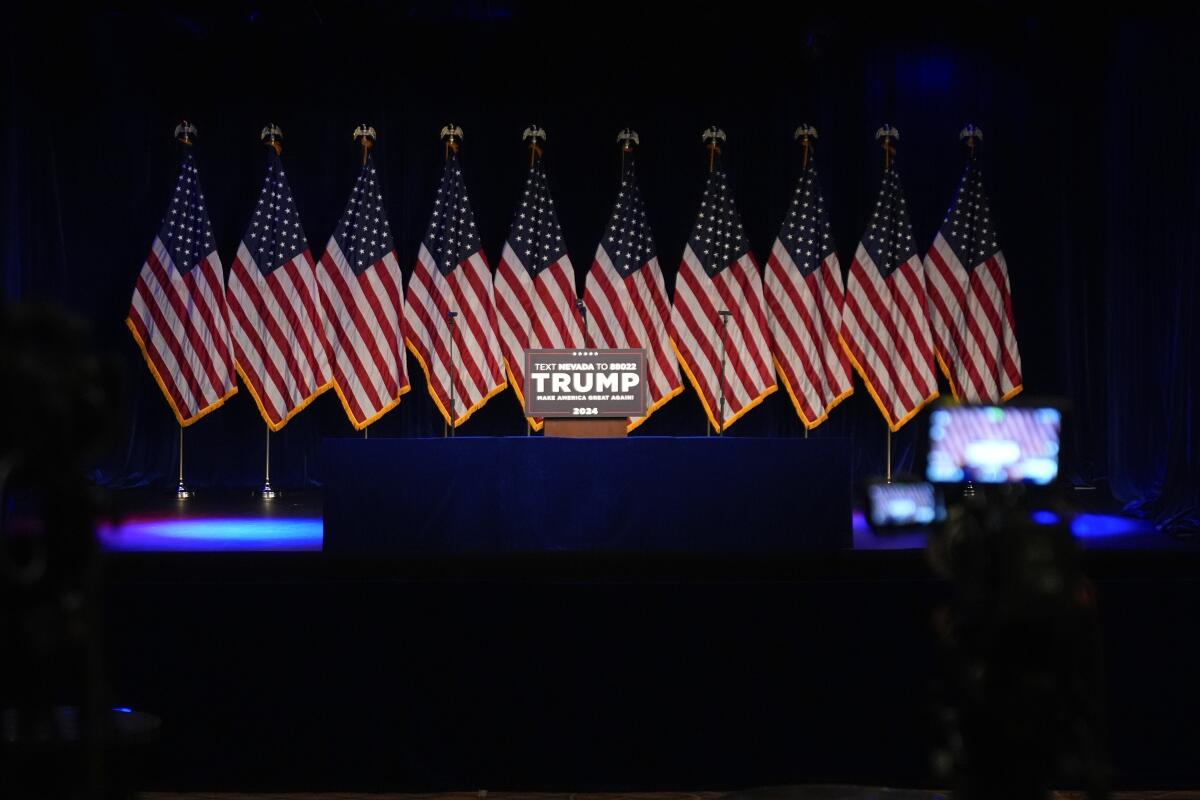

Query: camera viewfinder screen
left=867, top=482, right=940, bottom=527
left=926, top=406, right=1062, bottom=485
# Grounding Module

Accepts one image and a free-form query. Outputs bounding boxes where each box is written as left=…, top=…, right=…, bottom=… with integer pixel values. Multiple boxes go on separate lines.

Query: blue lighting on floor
left=112, top=707, right=133, bottom=713
left=853, top=508, right=1154, bottom=550
left=97, top=510, right=1152, bottom=553
left=1071, top=512, right=1146, bottom=539
left=98, top=517, right=323, bottom=552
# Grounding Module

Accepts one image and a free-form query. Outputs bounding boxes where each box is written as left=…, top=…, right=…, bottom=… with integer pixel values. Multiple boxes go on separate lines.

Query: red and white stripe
left=405, top=244, right=506, bottom=426
left=924, top=234, right=1023, bottom=403
left=126, top=238, right=237, bottom=425
left=582, top=246, right=682, bottom=430
left=764, top=240, right=854, bottom=428
left=227, top=244, right=333, bottom=430
left=316, top=237, right=409, bottom=429
left=670, top=244, right=777, bottom=430
left=493, top=242, right=584, bottom=428
left=840, top=245, right=940, bottom=431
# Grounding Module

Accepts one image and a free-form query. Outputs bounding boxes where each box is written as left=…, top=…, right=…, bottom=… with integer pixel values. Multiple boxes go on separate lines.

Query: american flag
left=126, top=144, right=237, bottom=425
left=582, top=160, right=682, bottom=431
left=315, top=146, right=409, bottom=429
left=923, top=159, right=1023, bottom=403
left=493, top=155, right=584, bottom=429
left=405, top=151, right=507, bottom=427
left=763, top=159, right=854, bottom=428
left=670, top=168, right=777, bottom=431
left=227, top=145, right=333, bottom=430
left=840, top=161, right=940, bottom=431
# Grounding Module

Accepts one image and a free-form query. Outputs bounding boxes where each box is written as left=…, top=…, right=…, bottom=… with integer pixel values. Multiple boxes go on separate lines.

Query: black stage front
left=323, top=437, right=851, bottom=555
left=101, top=488, right=1200, bottom=793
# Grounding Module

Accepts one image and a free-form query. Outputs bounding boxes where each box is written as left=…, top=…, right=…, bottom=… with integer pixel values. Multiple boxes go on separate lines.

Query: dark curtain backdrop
left=2, top=2, right=1196, bottom=530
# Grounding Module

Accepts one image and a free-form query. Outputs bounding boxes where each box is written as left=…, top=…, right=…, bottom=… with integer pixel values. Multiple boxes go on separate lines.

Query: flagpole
left=876, top=123, right=900, bottom=483
left=353, top=123, right=377, bottom=442
left=522, top=125, right=547, bottom=437
left=886, top=429, right=893, bottom=484
left=526, top=125, right=544, bottom=169
left=440, top=125, right=465, bottom=439
left=176, top=425, right=190, bottom=499
left=879, top=126, right=896, bottom=172
left=250, top=125, right=285, bottom=500
left=171, top=121, right=197, bottom=501
left=717, top=310, right=731, bottom=436
left=795, top=124, right=819, bottom=441
left=701, top=126, right=728, bottom=438
left=705, top=128, right=722, bottom=173
left=961, top=123, right=981, bottom=163
left=258, top=426, right=276, bottom=499
left=358, top=128, right=374, bottom=167
left=958, top=124, right=983, bottom=498
left=618, top=127, right=639, bottom=179
left=448, top=310, right=458, bottom=438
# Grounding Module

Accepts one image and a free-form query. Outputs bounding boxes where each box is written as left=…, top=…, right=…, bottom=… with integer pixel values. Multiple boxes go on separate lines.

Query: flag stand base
left=175, top=481, right=191, bottom=500
left=257, top=480, right=277, bottom=500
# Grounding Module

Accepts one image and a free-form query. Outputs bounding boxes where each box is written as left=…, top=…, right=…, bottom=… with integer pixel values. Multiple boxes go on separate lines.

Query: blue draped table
left=322, top=437, right=851, bottom=554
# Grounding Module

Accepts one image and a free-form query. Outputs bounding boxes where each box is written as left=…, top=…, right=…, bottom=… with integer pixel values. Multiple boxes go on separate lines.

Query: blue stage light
left=1070, top=512, right=1143, bottom=539
left=1031, top=509, right=1060, bottom=525
left=98, top=517, right=323, bottom=552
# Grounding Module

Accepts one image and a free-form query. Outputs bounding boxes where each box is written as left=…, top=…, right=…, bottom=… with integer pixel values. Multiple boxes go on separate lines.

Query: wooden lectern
left=543, top=418, right=627, bottom=438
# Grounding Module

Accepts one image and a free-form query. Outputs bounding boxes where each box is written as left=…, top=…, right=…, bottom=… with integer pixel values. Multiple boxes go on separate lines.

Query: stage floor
left=96, top=489, right=1192, bottom=555
left=94, top=489, right=1200, bottom=792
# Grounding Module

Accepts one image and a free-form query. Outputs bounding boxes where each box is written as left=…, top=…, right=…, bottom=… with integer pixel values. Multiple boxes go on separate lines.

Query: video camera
left=868, top=402, right=1108, bottom=800
left=865, top=402, right=1064, bottom=531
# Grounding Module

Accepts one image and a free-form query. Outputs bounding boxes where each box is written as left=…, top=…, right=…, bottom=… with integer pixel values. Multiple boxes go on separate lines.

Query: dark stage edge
left=99, top=491, right=1200, bottom=793
left=134, top=791, right=1200, bottom=800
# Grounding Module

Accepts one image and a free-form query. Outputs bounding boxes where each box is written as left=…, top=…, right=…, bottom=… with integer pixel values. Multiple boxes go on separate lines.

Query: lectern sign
left=524, top=349, right=647, bottom=417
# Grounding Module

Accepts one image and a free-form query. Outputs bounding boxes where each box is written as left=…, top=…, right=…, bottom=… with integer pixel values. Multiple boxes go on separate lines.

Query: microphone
left=576, top=299, right=589, bottom=344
